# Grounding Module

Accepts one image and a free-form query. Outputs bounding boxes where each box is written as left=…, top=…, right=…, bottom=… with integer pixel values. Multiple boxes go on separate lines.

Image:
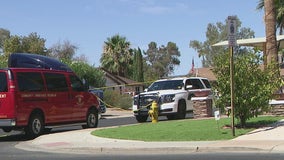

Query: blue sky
left=1, top=0, right=264, bottom=76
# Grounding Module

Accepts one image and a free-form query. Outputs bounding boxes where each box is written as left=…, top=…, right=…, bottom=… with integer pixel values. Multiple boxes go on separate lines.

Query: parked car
left=133, top=77, right=212, bottom=122
left=0, top=53, right=100, bottom=138
left=89, top=89, right=107, bottom=114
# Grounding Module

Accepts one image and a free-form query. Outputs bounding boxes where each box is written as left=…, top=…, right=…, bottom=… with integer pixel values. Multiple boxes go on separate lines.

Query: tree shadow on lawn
left=223, top=119, right=280, bottom=129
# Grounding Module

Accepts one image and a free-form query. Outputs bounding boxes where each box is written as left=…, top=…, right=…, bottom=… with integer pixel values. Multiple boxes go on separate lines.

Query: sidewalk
left=204, top=120, right=284, bottom=153
left=15, top=109, right=284, bottom=155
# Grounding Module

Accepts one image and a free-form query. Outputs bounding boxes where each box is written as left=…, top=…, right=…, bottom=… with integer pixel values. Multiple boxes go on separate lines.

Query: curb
left=15, top=132, right=281, bottom=155
left=16, top=141, right=272, bottom=155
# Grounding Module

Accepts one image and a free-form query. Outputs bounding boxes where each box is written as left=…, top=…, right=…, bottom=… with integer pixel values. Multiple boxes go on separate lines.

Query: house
left=193, top=66, right=284, bottom=82
left=190, top=67, right=216, bottom=81
left=101, top=68, right=144, bottom=95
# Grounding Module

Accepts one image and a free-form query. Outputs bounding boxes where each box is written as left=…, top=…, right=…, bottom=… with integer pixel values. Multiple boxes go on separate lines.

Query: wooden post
left=230, top=46, right=235, bottom=136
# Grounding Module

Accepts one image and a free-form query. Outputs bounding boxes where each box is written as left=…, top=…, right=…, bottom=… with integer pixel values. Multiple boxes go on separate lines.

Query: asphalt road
left=1, top=116, right=284, bottom=160
left=0, top=116, right=138, bottom=159
left=0, top=150, right=284, bottom=160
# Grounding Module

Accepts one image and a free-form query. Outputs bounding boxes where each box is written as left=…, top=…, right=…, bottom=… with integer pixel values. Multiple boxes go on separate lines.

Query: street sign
left=228, top=16, right=237, bottom=47
left=214, top=110, right=220, bottom=121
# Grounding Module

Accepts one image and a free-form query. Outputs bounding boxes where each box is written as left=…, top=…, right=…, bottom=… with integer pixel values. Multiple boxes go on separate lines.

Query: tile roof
left=190, top=67, right=216, bottom=81
left=191, top=67, right=284, bottom=82
left=101, top=68, right=144, bottom=86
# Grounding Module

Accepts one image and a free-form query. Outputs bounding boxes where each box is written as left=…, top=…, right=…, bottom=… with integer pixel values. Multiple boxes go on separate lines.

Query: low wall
left=270, top=104, right=284, bottom=116
left=269, top=99, right=284, bottom=116
left=192, top=97, right=213, bottom=118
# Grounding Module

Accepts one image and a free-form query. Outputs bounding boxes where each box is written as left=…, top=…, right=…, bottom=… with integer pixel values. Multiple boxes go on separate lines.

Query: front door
left=43, top=72, right=71, bottom=123
left=69, top=74, right=88, bottom=121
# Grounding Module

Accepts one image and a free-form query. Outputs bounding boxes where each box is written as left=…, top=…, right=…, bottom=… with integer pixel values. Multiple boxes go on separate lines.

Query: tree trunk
left=264, top=0, right=278, bottom=66
left=239, top=115, right=246, bottom=128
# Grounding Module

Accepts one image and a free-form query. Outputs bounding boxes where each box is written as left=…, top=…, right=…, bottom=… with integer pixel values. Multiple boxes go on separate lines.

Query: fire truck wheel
left=25, top=113, right=44, bottom=139
left=85, top=108, right=98, bottom=128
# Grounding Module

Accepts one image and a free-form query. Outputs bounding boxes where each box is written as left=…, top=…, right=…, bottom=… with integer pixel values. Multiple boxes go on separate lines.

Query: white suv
left=133, top=77, right=212, bottom=122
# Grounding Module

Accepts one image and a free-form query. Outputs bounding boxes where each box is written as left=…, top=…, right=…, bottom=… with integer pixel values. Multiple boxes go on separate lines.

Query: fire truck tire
left=25, top=113, right=44, bottom=139
left=84, top=108, right=98, bottom=128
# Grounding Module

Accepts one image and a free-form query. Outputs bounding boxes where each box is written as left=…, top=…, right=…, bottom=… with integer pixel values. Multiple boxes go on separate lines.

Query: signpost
left=228, top=16, right=236, bottom=136
left=214, top=110, right=220, bottom=132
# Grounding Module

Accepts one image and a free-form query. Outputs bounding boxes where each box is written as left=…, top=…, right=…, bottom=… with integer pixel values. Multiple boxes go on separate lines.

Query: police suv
left=133, top=77, right=212, bottom=122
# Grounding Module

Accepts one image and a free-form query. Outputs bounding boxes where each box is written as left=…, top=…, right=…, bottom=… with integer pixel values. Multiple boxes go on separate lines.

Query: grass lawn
left=92, top=116, right=284, bottom=141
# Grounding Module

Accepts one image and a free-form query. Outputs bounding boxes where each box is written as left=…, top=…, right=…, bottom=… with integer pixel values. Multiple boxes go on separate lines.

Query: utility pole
left=228, top=16, right=237, bottom=136
left=230, top=46, right=235, bottom=136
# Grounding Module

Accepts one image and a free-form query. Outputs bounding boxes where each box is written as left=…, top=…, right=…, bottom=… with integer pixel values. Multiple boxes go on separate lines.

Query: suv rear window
left=202, top=79, right=211, bottom=88
left=0, top=72, right=8, bottom=92
left=187, top=79, right=205, bottom=89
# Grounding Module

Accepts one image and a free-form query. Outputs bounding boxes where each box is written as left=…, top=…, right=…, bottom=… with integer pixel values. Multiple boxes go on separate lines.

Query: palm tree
left=257, top=0, right=284, bottom=35
left=264, top=0, right=278, bottom=66
left=257, top=0, right=279, bottom=67
left=100, top=34, right=132, bottom=77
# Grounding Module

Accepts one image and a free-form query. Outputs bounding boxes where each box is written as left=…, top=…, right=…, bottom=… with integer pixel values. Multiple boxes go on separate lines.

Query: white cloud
left=90, top=0, right=191, bottom=16
left=138, top=1, right=191, bottom=15
left=139, top=5, right=172, bottom=14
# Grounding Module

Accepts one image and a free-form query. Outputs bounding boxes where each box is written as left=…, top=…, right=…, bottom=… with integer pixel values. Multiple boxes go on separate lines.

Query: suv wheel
left=176, top=100, right=186, bottom=119
left=2, top=127, right=12, bottom=133
left=167, top=115, right=176, bottom=120
left=135, top=115, right=148, bottom=123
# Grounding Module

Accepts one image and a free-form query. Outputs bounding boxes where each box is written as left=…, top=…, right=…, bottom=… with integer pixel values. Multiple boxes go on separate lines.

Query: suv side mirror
left=144, top=88, right=148, bottom=92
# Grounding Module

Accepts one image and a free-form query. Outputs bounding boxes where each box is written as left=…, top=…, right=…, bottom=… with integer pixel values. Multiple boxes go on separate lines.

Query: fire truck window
left=44, top=73, right=68, bottom=92
left=17, top=72, right=44, bottom=92
left=69, top=75, right=84, bottom=92
left=0, top=72, right=8, bottom=92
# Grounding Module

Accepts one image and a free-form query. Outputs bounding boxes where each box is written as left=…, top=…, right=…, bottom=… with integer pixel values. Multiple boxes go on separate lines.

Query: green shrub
left=104, top=90, right=132, bottom=110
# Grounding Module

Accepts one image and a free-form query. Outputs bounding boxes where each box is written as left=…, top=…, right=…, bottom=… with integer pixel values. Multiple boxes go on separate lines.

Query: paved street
left=0, top=108, right=284, bottom=160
